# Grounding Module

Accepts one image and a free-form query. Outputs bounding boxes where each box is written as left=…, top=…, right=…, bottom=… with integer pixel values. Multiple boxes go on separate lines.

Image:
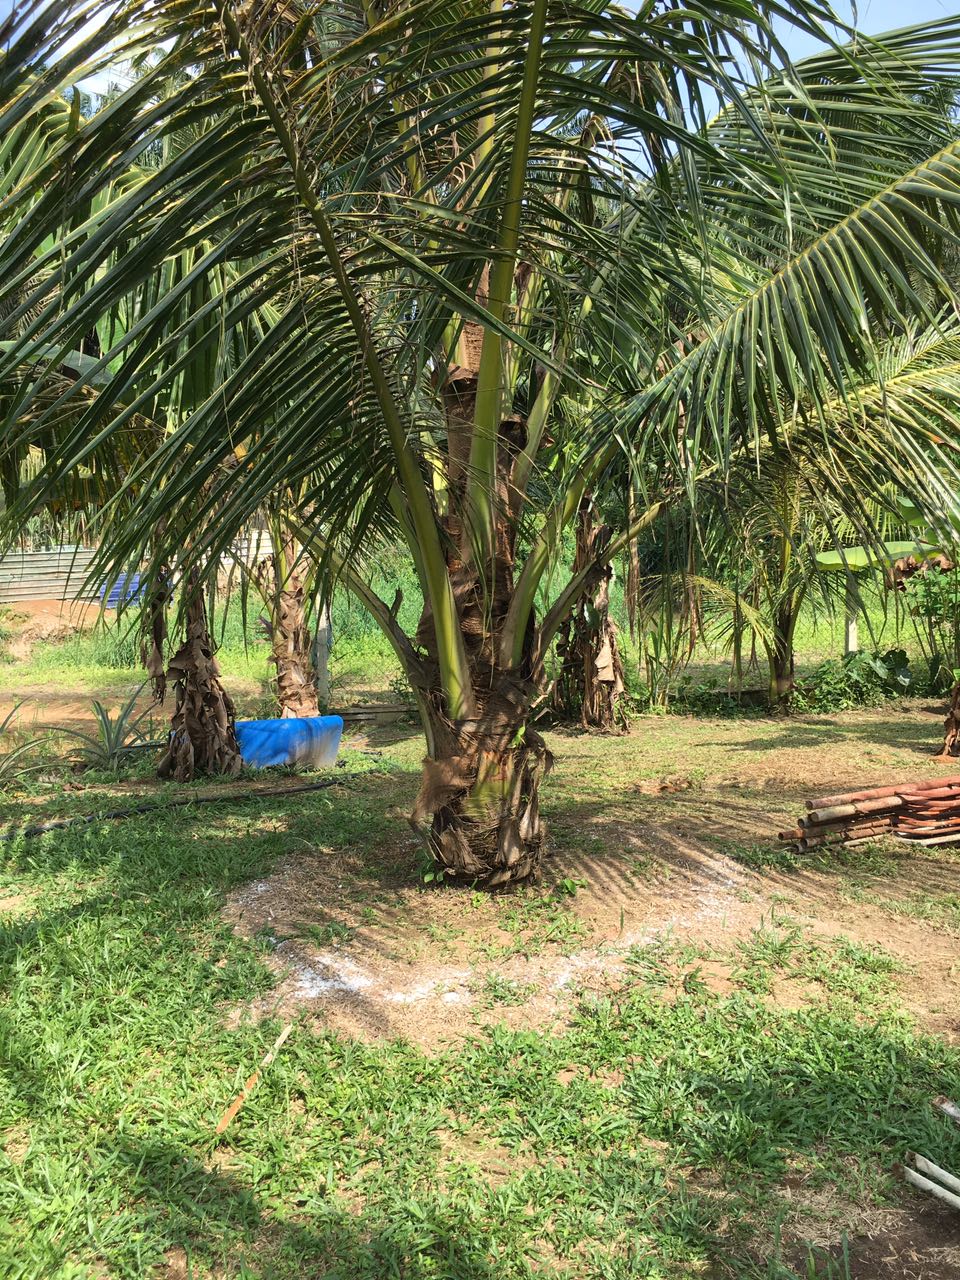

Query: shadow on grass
left=0, top=773, right=959, bottom=1278
left=103, top=1135, right=542, bottom=1278
left=698, top=716, right=938, bottom=756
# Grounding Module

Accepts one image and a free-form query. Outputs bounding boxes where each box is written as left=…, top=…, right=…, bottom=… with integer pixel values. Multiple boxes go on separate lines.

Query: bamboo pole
left=911, top=1154, right=960, bottom=1196
left=799, top=809, right=898, bottom=831
left=935, top=1097, right=960, bottom=1126
left=808, top=773, right=960, bottom=810
left=904, top=1162, right=960, bottom=1212
left=797, top=823, right=890, bottom=852
left=896, top=830, right=960, bottom=846
left=784, top=774, right=960, bottom=852
left=806, top=796, right=903, bottom=824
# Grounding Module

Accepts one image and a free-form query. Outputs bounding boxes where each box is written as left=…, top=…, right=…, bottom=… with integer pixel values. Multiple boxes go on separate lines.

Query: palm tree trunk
left=553, top=503, right=625, bottom=730
left=768, top=601, right=796, bottom=709
left=407, top=386, right=553, bottom=884
left=312, top=601, right=332, bottom=707
left=157, top=575, right=242, bottom=781
left=411, top=691, right=552, bottom=887
left=269, top=536, right=319, bottom=718
left=939, top=680, right=960, bottom=757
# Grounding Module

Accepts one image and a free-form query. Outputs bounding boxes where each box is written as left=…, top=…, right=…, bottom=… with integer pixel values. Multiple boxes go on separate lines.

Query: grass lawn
left=1, top=706, right=959, bottom=1278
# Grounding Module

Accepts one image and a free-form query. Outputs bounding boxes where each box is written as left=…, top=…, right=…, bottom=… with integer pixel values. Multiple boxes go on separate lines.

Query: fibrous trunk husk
left=412, top=690, right=552, bottom=887
left=141, top=574, right=171, bottom=704
left=157, top=578, right=243, bottom=782
left=940, top=681, right=960, bottom=757
left=553, top=503, right=625, bottom=730
left=417, top=350, right=549, bottom=884
left=768, top=602, right=795, bottom=709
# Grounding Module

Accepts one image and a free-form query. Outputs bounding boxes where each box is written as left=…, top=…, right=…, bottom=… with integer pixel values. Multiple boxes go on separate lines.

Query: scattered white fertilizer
left=286, top=950, right=374, bottom=998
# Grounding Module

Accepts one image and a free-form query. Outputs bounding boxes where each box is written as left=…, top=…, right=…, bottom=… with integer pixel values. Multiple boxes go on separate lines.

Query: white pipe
left=912, top=1153, right=960, bottom=1196
left=904, top=1165, right=960, bottom=1212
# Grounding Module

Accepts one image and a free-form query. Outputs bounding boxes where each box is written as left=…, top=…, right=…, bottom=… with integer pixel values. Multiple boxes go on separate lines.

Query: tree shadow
left=42, top=1132, right=528, bottom=1278
left=2, top=776, right=960, bottom=1278
left=697, top=713, right=941, bottom=757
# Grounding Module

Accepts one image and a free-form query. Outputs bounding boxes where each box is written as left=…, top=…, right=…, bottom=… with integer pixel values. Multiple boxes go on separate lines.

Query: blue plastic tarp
left=235, top=715, right=344, bottom=769
left=98, top=572, right=146, bottom=608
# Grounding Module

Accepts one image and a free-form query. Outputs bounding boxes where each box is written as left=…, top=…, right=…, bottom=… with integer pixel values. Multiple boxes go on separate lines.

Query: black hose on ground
left=0, top=775, right=360, bottom=843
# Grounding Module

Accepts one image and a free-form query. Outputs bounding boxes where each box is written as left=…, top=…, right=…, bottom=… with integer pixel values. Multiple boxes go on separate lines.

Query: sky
left=0, top=0, right=956, bottom=94
left=0, top=0, right=956, bottom=48
left=781, top=0, right=954, bottom=58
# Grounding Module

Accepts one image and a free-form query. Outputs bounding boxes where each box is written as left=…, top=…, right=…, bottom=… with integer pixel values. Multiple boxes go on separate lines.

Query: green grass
left=0, top=671, right=957, bottom=1276
left=469, top=971, right=538, bottom=1007
left=473, top=883, right=590, bottom=961
left=722, top=837, right=960, bottom=937
left=0, top=602, right=270, bottom=698
left=727, top=917, right=905, bottom=1002
left=0, top=571, right=423, bottom=702
left=283, top=919, right=357, bottom=948
left=0, top=771, right=958, bottom=1279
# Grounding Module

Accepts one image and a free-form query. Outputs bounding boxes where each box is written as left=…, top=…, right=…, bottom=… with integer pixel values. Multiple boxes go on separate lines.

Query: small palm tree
left=5, top=3, right=960, bottom=883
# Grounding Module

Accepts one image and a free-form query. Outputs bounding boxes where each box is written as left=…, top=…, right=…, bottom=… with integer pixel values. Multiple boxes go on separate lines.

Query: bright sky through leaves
left=780, top=0, right=953, bottom=57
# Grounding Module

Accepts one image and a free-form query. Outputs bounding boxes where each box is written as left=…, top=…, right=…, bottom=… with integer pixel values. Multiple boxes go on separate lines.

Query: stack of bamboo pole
left=778, top=773, right=960, bottom=851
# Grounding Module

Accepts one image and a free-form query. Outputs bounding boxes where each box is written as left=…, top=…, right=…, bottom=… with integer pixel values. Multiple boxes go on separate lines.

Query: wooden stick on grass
left=215, top=1023, right=294, bottom=1136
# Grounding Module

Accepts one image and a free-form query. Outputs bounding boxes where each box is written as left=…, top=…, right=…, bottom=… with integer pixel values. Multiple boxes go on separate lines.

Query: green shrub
left=793, top=648, right=915, bottom=712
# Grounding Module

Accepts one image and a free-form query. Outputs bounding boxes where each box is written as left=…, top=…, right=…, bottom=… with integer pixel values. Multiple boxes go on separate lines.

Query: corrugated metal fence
left=0, top=547, right=98, bottom=604
left=0, top=536, right=275, bottom=605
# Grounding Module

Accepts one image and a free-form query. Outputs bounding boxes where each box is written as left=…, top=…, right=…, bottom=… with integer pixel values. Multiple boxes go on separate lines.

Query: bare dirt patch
left=0, top=890, right=37, bottom=919
left=3, top=598, right=105, bottom=660
left=2, top=1124, right=30, bottom=1165
left=223, top=816, right=765, bottom=1046
left=222, top=705, right=960, bottom=1047
left=788, top=1203, right=960, bottom=1278
left=0, top=691, right=152, bottom=736
left=156, top=1246, right=191, bottom=1280
left=223, top=819, right=960, bottom=1047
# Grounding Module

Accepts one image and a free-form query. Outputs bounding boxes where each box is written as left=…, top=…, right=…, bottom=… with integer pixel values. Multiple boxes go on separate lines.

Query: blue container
left=235, top=715, right=344, bottom=769
left=98, top=572, right=146, bottom=608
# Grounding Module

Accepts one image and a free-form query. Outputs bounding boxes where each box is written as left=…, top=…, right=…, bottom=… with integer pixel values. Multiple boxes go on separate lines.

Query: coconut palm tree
left=5, top=3, right=960, bottom=882
left=0, top=71, right=316, bottom=749
left=720, top=312, right=960, bottom=708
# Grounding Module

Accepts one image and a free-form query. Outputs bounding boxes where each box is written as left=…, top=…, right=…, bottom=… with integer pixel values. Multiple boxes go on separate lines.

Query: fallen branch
left=935, top=1096, right=960, bottom=1126
left=215, top=1022, right=294, bottom=1136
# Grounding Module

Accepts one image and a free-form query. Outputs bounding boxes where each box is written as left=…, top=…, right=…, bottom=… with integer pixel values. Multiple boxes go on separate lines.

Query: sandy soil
left=2, top=597, right=106, bottom=655
left=0, top=599, right=146, bottom=734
